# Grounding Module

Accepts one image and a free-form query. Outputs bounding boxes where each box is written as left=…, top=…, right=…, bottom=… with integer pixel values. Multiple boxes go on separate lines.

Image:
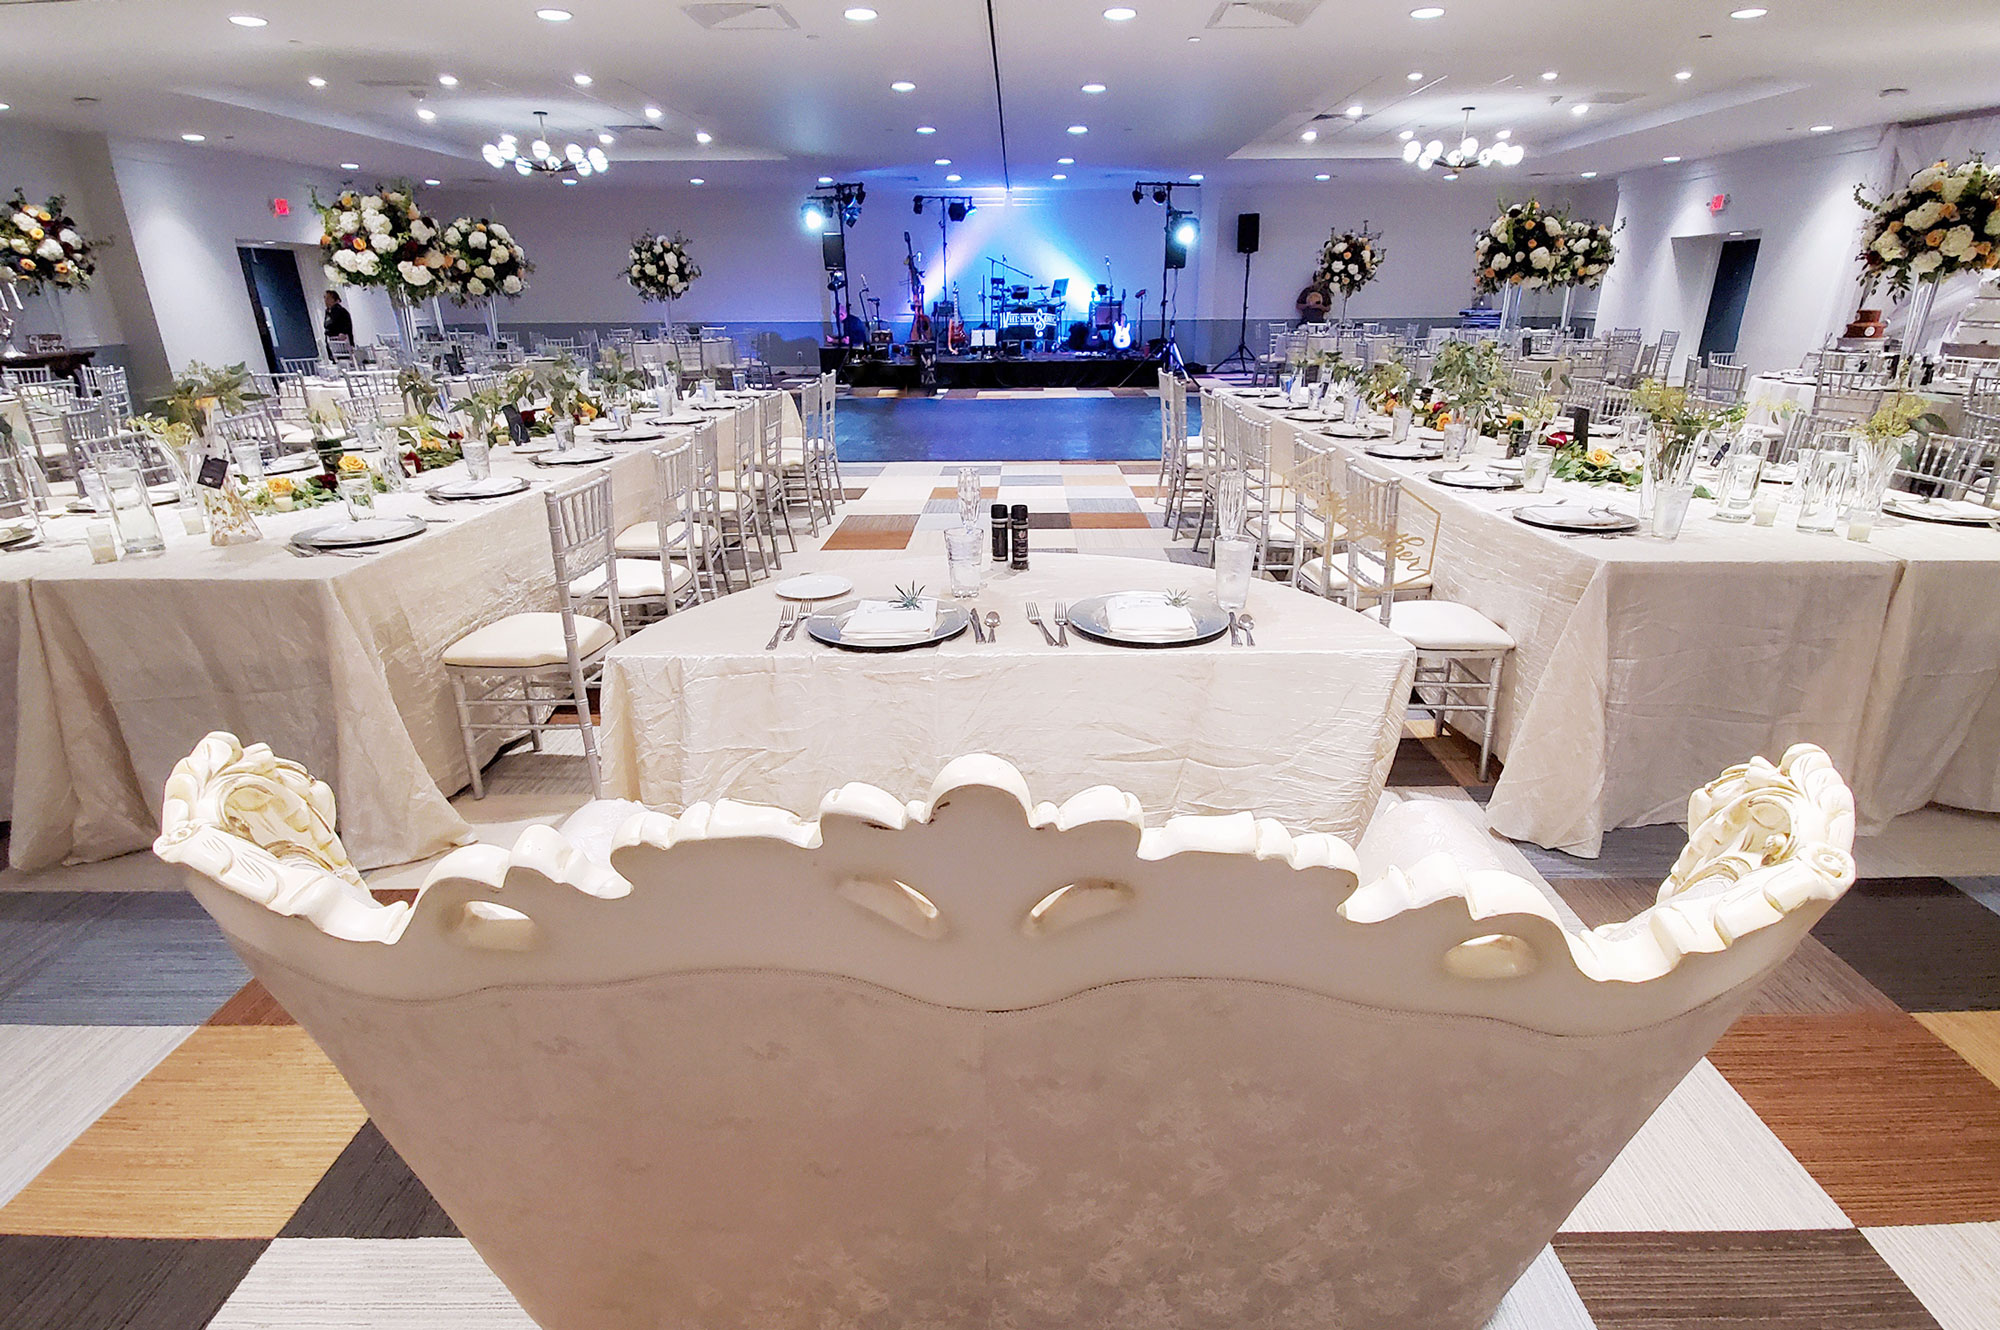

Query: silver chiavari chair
left=818, top=369, right=845, bottom=498
left=443, top=473, right=624, bottom=800
left=713, top=401, right=778, bottom=581
left=615, top=428, right=727, bottom=600
left=1289, top=435, right=1353, bottom=597
left=1165, top=382, right=1211, bottom=539
left=1343, top=463, right=1513, bottom=779
left=1892, top=433, right=1993, bottom=503
left=782, top=376, right=833, bottom=533
left=756, top=390, right=798, bottom=555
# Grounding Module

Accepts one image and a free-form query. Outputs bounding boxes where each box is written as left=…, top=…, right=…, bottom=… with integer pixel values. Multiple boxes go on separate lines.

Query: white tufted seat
left=442, top=612, right=615, bottom=669
left=614, top=519, right=713, bottom=556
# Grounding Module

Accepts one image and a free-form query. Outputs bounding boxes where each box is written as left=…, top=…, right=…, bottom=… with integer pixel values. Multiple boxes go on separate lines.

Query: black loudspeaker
left=820, top=229, right=846, bottom=271
left=1236, top=212, right=1261, bottom=255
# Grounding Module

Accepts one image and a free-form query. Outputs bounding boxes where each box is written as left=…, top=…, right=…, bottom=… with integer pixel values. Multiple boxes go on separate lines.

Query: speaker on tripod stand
left=1213, top=212, right=1260, bottom=375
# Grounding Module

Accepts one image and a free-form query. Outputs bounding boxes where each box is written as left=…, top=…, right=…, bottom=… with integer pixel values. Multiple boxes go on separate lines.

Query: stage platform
left=823, top=349, right=1171, bottom=392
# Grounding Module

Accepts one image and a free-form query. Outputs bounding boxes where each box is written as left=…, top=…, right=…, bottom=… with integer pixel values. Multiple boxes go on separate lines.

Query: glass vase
left=1843, top=436, right=1904, bottom=542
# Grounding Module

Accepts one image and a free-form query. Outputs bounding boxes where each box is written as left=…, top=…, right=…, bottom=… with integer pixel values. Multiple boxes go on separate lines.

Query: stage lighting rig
left=913, top=194, right=976, bottom=222
left=1131, top=179, right=1201, bottom=370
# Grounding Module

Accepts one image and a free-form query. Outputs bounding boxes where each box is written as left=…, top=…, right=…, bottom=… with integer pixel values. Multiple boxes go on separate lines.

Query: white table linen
left=1746, top=373, right=1968, bottom=434
left=600, top=552, right=1417, bottom=842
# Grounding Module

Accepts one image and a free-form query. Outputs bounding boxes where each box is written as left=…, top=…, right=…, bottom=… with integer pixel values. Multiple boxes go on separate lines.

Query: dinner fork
left=1052, top=602, right=1070, bottom=647
left=765, top=605, right=797, bottom=650
left=1024, top=602, right=1059, bottom=647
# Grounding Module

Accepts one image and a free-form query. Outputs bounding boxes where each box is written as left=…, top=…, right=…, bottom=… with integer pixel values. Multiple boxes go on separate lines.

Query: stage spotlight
left=914, top=195, right=925, bottom=214
left=1132, top=185, right=1143, bottom=204
left=1152, top=186, right=1168, bottom=204
left=947, top=199, right=969, bottom=222
left=801, top=200, right=828, bottom=233
left=1164, top=208, right=1197, bottom=269
left=1173, top=212, right=1198, bottom=246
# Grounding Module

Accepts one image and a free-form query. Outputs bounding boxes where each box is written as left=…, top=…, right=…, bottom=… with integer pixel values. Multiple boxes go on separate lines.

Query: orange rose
left=1942, top=203, right=1960, bottom=221
left=1926, top=229, right=1945, bottom=247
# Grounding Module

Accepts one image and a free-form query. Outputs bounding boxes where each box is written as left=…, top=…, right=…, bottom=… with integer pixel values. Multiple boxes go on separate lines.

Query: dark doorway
left=1697, top=237, right=1760, bottom=362
left=237, top=246, right=318, bottom=372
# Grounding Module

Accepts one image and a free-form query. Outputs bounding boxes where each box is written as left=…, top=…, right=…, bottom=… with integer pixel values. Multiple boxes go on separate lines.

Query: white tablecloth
left=600, top=552, right=1418, bottom=842
left=0, top=403, right=791, bottom=871
left=1229, top=388, right=2000, bottom=855
left=1746, top=373, right=1968, bottom=434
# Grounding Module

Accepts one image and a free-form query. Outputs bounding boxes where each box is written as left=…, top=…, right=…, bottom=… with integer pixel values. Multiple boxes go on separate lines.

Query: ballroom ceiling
left=3, top=0, right=1999, bottom=192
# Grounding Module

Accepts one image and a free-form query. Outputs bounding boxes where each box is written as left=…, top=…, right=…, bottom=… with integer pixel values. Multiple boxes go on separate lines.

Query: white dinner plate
left=532, top=447, right=616, bottom=467
left=1882, top=495, right=2000, bottom=526
left=773, top=573, right=855, bottom=601
left=1430, top=467, right=1521, bottom=491
left=67, top=484, right=181, bottom=514
left=264, top=453, right=323, bottom=476
left=595, top=428, right=670, bottom=444
left=0, top=524, right=38, bottom=549
left=1512, top=503, right=1641, bottom=534
left=427, top=475, right=530, bottom=501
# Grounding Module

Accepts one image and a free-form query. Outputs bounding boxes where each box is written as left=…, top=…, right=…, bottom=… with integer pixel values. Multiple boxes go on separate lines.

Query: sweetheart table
left=599, top=551, right=1418, bottom=841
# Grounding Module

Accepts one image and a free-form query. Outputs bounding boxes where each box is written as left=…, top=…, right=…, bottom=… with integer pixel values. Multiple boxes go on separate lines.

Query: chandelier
left=482, top=111, right=611, bottom=179
left=1404, top=106, right=1524, bottom=177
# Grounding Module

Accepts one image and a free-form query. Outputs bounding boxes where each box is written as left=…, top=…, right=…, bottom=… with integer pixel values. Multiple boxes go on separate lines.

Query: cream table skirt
left=0, top=419, right=705, bottom=871
left=601, top=552, right=1418, bottom=842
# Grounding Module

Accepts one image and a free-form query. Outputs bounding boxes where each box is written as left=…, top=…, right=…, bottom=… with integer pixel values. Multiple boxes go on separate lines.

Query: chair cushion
left=443, top=612, right=616, bottom=668
left=615, top=520, right=712, bottom=556
left=1301, top=551, right=1431, bottom=594
left=572, top=558, right=695, bottom=600
left=1386, top=600, right=1514, bottom=653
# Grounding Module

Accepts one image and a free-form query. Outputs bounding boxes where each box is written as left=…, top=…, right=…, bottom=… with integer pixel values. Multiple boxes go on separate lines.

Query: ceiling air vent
left=1206, top=1, right=1322, bottom=29
left=683, top=2, right=798, bottom=30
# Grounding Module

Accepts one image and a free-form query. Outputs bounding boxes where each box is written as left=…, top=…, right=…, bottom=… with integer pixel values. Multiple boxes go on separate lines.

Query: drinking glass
left=1794, top=448, right=1848, bottom=534
left=230, top=442, right=266, bottom=486
left=85, top=520, right=118, bottom=564
left=1279, top=372, right=1296, bottom=402
left=338, top=474, right=375, bottom=521
left=1343, top=390, right=1362, bottom=425
left=462, top=438, right=492, bottom=481
left=97, top=453, right=166, bottom=557
left=1713, top=449, right=1764, bottom=523
left=1391, top=407, right=1413, bottom=443
left=943, top=524, right=983, bottom=599
left=0, top=455, right=48, bottom=544
left=1214, top=536, right=1255, bottom=613
left=1752, top=484, right=1782, bottom=526
left=956, top=467, right=982, bottom=528
left=731, top=371, right=748, bottom=393
left=613, top=402, right=634, bottom=433
left=1520, top=443, right=1554, bottom=493
left=1442, top=422, right=1470, bottom=463
left=78, top=470, right=110, bottom=513
left=1650, top=481, right=1696, bottom=541
left=1215, top=468, right=1248, bottom=542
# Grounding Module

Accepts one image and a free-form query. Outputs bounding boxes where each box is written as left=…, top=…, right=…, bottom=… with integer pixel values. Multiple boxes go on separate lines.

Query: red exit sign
left=1709, top=193, right=1730, bottom=215
left=270, top=197, right=291, bottom=218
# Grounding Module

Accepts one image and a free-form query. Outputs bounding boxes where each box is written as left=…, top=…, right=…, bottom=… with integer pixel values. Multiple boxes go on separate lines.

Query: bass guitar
left=947, top=282, right=968, bottom=353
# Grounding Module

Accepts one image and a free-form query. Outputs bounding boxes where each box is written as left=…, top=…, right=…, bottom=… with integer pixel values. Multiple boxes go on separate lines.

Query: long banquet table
left=1223, top=385, right=2000, bottom=855
left=0, top=392, right=798, bottom=871
left=599, top=551, right=1419, bottom=843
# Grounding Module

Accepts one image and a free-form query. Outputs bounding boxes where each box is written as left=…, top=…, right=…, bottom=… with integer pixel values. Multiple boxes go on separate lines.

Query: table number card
left=503, top=405, right=531, bottom=445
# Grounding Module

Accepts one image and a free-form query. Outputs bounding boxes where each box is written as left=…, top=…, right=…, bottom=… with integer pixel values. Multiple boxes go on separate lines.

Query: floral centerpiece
left=436, top=217, right=530, bottom=303
left=1363, top=356, right=1412, bottom=413
left=1427, top=338, right=1505, bottom=430
left=316, top=185, right=442, bottom=304
left=1315, top=227, right=1382, bottom=320
left=624, top=232, right=700, bottom=302
left=2, top=192, right=100, bottom=293
left=1855, top=157, right=2000, bottom=296
left=1556, top=217, right=1618, bottom=289
left=1473, top=199, right=1569, bottom=294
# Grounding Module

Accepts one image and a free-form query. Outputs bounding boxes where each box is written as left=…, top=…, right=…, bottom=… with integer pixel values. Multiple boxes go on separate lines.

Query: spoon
left=984, top=610, right=1001, bottom=644
left=1237, top=614, right=1257, bottom=646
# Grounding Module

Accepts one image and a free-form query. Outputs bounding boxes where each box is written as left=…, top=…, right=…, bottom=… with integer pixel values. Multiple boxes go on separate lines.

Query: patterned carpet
left=2, top=458, right=1998, bottom=1328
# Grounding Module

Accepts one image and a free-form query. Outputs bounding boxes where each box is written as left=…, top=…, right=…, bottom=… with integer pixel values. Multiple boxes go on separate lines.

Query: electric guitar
left=1112, top=288, right=1135, bottom=351
left=903, top=231, right=931, bottom=345
left=947, top=283, right=968, bottom=353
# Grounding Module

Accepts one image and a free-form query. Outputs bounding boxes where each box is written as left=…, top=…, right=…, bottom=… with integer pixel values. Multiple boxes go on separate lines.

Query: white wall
left=0, top=121, right=127, bottom=349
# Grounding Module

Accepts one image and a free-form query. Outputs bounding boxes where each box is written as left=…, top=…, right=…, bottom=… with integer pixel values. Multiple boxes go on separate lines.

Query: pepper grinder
left=990, top=502, right=1009, bottom=562
left=1009, top=503, right=1029, bottom=571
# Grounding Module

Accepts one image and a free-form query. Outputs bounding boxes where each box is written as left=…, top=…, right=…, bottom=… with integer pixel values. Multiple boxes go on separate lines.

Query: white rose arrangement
left=624, top=231, right=700, bottom=301
left=1314, top=228, right=1383, bottom=300
left=315, top=183, right=445, bottom=304
left=0, top=190, right=100, bottom=292
left=435, top=215, right=532, bottom=305
left=1856, top=156, right=2000, bottom=294
left=1555, top=216, right=1619, bottom=288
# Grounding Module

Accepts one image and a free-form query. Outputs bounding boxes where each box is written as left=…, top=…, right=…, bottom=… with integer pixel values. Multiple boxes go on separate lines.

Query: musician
left=1296, top=283, right=1333, bottom=325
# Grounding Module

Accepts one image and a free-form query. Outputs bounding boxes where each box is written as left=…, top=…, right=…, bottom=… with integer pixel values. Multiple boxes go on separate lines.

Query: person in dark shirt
left=322, top=290, right=354, bottom=349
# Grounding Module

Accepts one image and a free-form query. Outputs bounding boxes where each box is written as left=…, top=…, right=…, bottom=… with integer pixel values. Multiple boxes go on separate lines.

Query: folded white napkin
left=1887, top=496, right=1997, bottom=521
left=842, top=598, right=940, bottom=642
left=1104, top=593, right=1196, bottom=639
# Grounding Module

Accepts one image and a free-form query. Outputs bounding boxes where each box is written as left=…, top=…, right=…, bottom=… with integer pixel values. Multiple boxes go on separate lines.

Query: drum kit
left=991, top=276, right=1068, bottom=347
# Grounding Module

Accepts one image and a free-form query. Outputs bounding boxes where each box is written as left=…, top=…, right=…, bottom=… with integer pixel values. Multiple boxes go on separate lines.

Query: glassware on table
left=78, top=469, right=110, bottom=514
left=1442, top=422, right=1470, bottom=463
left=1794, top=446, right=1849, bottom=534
left=731, top=371, right=748, bottom=393
left=85, top=520, right=118, bottom=564
left=1214, top=536, right=1255, bottom=613
left=1713, top=447, right=1765, bottom=523
left=1343, top=390, right=1362, bottom=426
left=1520, top=443, right=1555, bottom=493
left=613, top=402, right=634, bottom=433
left=97, top=452, right=166, bottom=557
left=1752, top=483, right=1782, bottom=526
left=0, top=455, right=48, bottom=545
left=1279, top=372, right=1297, bottom=403
left=943, top=524, right=983, bottom=599
left=552, top=416, right=576, bottom=447
left=1843, top=438, right=1902, bottom=543
left=176, top=501, right=207, bottom=535
left=1214, top=467, right=1248, bottom=543
left=462, top=438, right=492, bottom=481
left=230, top=442, right=266, bottom=486
left=1650, top=481, right=1697, bottom=541
left=956, top=466, right=982, bottom=528
left=1391, top=406, right=1413, bottom=443
left=337, top=474, right=375, bottom=521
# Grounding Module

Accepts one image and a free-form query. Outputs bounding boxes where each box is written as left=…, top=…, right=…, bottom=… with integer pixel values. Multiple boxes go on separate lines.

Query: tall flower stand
left=1559, top=285, right=1576, bottom=337
left=483, top=298, right=500, bottom=347
left=1499, top=283, right=1523, bottom=334
left=1902, top=280, right=1940, bottom=362
left=389, top=299, right=419, bottom=361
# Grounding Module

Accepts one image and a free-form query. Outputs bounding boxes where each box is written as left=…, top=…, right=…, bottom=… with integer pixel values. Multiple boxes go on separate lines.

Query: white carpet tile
left=0, top=1024, right=194, bottom=1206
left=1863, top=1222, right=2000, bottom=1330
left=209, top=1238, right=538, bottom=1329
left=1483, top=1245, right=1598, bottom=1329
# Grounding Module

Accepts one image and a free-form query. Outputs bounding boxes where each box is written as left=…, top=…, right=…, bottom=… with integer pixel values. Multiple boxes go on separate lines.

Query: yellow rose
left=337, top=454, right=368, bottom=473
left=1586, top=448, right=1615, bottom=468
left=267, top=477, right=294, bottom=495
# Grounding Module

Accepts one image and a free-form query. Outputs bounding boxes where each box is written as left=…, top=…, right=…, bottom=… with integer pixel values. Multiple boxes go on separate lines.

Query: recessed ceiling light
left=1730, top=230, right=1744, bottom=236
left=1345, top=104, right=1363, bottom=118
left=891, top=80, right=915, bottom=92
left=934, top=157, right=951, bottom=165
left=1662, top=155, right=1682, bottom=162
left=536, top=8, right=572, bottom=21
left=1067, top=124, right=1088, bottom=134
left=1300, top=129, right=1316, bottom=142
left=572, top=73, right=592, bottom=86
left=695, top=131, right=712, bottom=144
left=1571, top=103, right=1590, bottom=116
left=1675, top=69, right=1693, bottom=80
left=1541, top=70, right=1558, bottom=81
left=599, top=132, right=615, bottom=145
left=1580, top=170, right=1598, bottom=178
left=1407, top=71, right=1423, bottom=81
left=562, top=178, right=578, bottom=185
left=1082, top=82, right=1107, bottom=94
left=1410, top=6, right=1445, bottom=18
left=1315, top=173, right=1331, bottom=180
left=644, top=106, right=663, bottom=120
left=844, top=6, right=877, bottom=19
left=423, top=177, right=441, bottom=185
left=690, top=177, right=705, bottom=185
left=1189, top=173, right=1204, bottom=181
left=945, top=173, right=961, bottom=182
left=416, top=106, right=436, bottom=121
left=1729, top=7, right=1766, bottom=18
left=0, top=104, right=10, bottom=112
left=340, top=161, right=359, bottom=169
left=1103, top=6, right=1137, bottom=20
left=1187, top=34, right=1200, bottom=42
left=1398, top=129, right=1414, bottom=141
left=1052, top=172, right=1068, bottom=180
left=227, top=14, right=266, bottom=27
left=307, top=75, right=326, bottom=88
left=917, top=124, right=937, bottom=134
left=181, top=132, right=206, bottom=142
left=1810, top=123, right=1834, bottom=133
left=1496, top=129, right=1511, bottom=140
left=438, top=74, right=458, bottom=87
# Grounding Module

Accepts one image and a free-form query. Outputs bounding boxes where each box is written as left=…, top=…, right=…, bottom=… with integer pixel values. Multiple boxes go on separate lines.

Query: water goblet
left=944, top=524, right=983, bottom=599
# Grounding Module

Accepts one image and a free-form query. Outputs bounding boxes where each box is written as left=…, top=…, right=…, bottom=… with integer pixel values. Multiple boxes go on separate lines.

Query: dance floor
left=2, top=458, right=1997, bottom=1328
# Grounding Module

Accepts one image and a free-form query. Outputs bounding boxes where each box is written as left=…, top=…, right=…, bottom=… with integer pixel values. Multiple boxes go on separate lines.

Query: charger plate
left=805, top=600, right=972, bottom=652
left=1062, top=591, right=1231, bottom=649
